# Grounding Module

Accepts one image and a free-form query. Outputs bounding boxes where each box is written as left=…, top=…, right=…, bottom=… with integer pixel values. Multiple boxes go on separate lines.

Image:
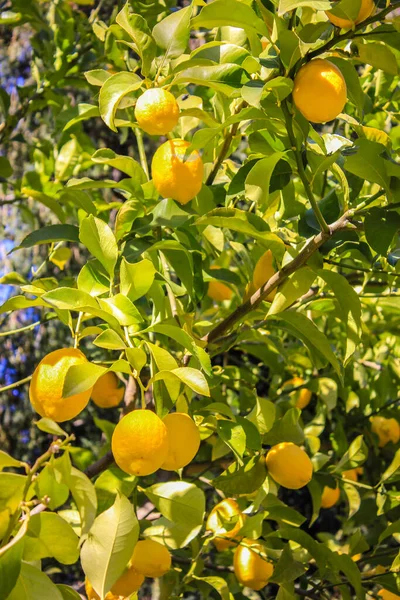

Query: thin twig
left=0, top=375, right=32, bottom=394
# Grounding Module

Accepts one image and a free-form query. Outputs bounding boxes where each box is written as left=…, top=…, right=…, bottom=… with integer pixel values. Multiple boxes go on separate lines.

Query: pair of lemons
left=29, top=348, right=200, bottom=474
left=85, top=539, right=171, bottom=599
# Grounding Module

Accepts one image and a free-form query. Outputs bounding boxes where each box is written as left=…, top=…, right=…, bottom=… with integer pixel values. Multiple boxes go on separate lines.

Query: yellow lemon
left=151, top=139, right=204, bottom=205
left=371, top=416, right=400, bottom=447
left=244, top=250, right=276, bottom=302
left=91, top=372, right=125, bottom=408
left=284, top=376, right=312, bottom=410
left=161, top=412, right=201, bottom=471
left=234, top=539, right=274, bottom=591
left=208, top=281, right=233, bottom=302
left=342, top=468, right=359, bottom=482
left=135, top=87, right=180, bottom=135
left=266, top=442, right=313, bottom=489
left=321, top=485, right=340, bottom=508
left=206, top=498, right=245, bottom=552
left=378, top=590, right=400, bottom=600
left=111, top=409, right=169, bottom=476
left=292, top=59, right=347, bottom=123
left=85, top=566, right=144, bottom=600
left=29, top=348, right=92, bottom=422
left=326, top=0, right=375, bottom=29
left=131, top=540, right=171, bottom=577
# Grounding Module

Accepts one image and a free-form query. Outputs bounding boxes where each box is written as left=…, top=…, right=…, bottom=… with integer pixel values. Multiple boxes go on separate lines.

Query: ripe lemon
left=292, top=59, right=347, bottom=123
left=326, top=0, right=375, bottom=29
left=283, top=376, right=312, bottom=410
left=85, top=566, right=144, bottom=600
left=29, top=348, right=92, bottom=422
left=135, top=88, right=180, bottom=136
left=206, top=498, right=245, bottom=552
left=151, top=139, right=204, bottom=205
left=321, top=484, right=340, bottom=508
left=370, top=416, right=400, bottom=447
left=161, top=412, right=201, bottom=471
left=234, top=539, right=274, bottom=591
left=131, top=539, right=171, bottom=577
left=342, top=468, right=362, bottom=482
left=91, top=372, right=124, bottom=409
left=111, top=409, right=169, bottom=476
left=379, top=590, right=400, bottom=600
left=244, top=249, right=276, bottom=302
left=266, top=442, right=313, bottom=489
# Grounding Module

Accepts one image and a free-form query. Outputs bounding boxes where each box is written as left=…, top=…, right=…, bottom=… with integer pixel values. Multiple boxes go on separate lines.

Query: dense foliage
left=1, top=0, right=400, bottom=599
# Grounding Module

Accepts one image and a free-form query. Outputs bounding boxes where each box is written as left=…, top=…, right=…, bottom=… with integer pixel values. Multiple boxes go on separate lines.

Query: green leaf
left=0, top=519, right=26, bottom=600
left=344, top=139, right=390, bottom=192
left=42, top=288, right=98, bottom=311
left=333, top=435, right=368, bottom=472
left=246, top=397, right=276, bottom=435
left=143, top=516, right=202, bottom=550
left=192, top=0, right=269, bottom=36
left=143, top=481, right=205, bottom=528
left=11, top=225, right=79, bottom=252
left=153, top=5, right=191, bottom=59
left=380, top=449, right=400, bottom=484
left=355, top=41, right=398, bottom=75
left=95, top=466, right=137, bottom=514
left=268, top=267, right=316, bottom=316
left=125, top=347, right=147, bottom=374
left=278, top=0, right=331, bottom=14
left=307, top=479, right=322, bottom=526
left=68, top=467, right=98, bottom=536
left=116, top=3, right=156, bottom=76
left=7, top=563, right=63, bottom=600
left=63, top=104, right=100, bottom=132
left=99, top=71, right=142, bottom=132
left=269, top=311, right=342, bottom=380
left=77, top=260, right=110, bottom=297
left=343, top=482, right=361, bottom=519
left=196, top=208, right=285, bottom=258
left=99, top=294, right=143, bottom=326
left=120, top=258, right=156, bottom=301
left=35, top=461, right=70, bottom=511
left=57, top=585, right=83, bottom=600
left=23, top=513, right=79, bottom=564
left=35, top=418, right=68, bottom=437
left=173, top=63, right=245, bottom=96
left=21, top=188, right=66, bottom=223
left=81, top=494, right=139, bottom=598
left=63, top=363, right=107, bottom=398
left=271, top=544, right=307, bottom=584
left=264, top=408, right=304, bottom=445
left=153, top=367, right=210, bottom=397
left=79, top=215, right=118, bottom=278
left=213, top=456, right=267, bottom=496
left=93, top=330, right=126, bottom=350
left=0, top=156, right=13, bottom=178
left=245, top=153, right=286, bottom=208
left=365, top=207, right=400, bottom=256
left=0, top=451, right=23, bottom=471
left=217, top=420, right=246, bottom=463
left=192, top=575, right=234, bottom=600
left=91, top=148, right=146, bottom=181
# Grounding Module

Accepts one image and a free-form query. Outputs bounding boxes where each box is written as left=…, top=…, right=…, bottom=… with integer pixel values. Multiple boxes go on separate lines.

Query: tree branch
left=203, top=210, right=355, bottom=345
left=84, top=450, right=114, bottom=479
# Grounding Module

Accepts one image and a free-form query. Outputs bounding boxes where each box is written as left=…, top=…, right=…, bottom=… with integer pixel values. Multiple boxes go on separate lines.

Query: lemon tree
left=1, top=0, right=400, bottom=599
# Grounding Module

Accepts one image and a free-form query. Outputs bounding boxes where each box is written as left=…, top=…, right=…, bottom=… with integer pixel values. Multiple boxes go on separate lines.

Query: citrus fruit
left=284, top=376, right=312, bottom=410
left=321, top=484, right=340, bottom=508
left=292, top=58, right=347, bottom=123
left=85, top=566, right=144, bottom=600
left=244, top=249, right=276, bottom=302
left=111, top=566, right=145, bottom=596
left=131, top=539, right=171, bottom=577
left=161, top=412, right=201, bottom=471
left=111, top=409, right=169, bottom=476
left=266, top=442, right=313, bottom=489
left=378, top=590, right=400, bottom=600
left=370, top=416, right=400, bottom=447
left=151, top=138, right=204, bottom=205
left=135, top=88, right=179, bottom=135
left=29, top=348, right=92, bottom=422
left=342, top=468, right=360, bottom=482
left=326, top=0, right=375, bottom=29
left=91, top=371, right=124, bottom=408
left=206, top=498, right=245, bottom=552
left=234, top=538, right=274, bottom=591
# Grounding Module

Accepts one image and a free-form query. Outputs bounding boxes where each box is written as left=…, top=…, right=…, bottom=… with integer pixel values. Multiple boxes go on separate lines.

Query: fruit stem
left=281, top=100, right=330, bottom=234
left=134, top=127, right=149, bottom=180
left=0, top=375, right=32, bottom=394
left=73, top=311, right=83, bottom=348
